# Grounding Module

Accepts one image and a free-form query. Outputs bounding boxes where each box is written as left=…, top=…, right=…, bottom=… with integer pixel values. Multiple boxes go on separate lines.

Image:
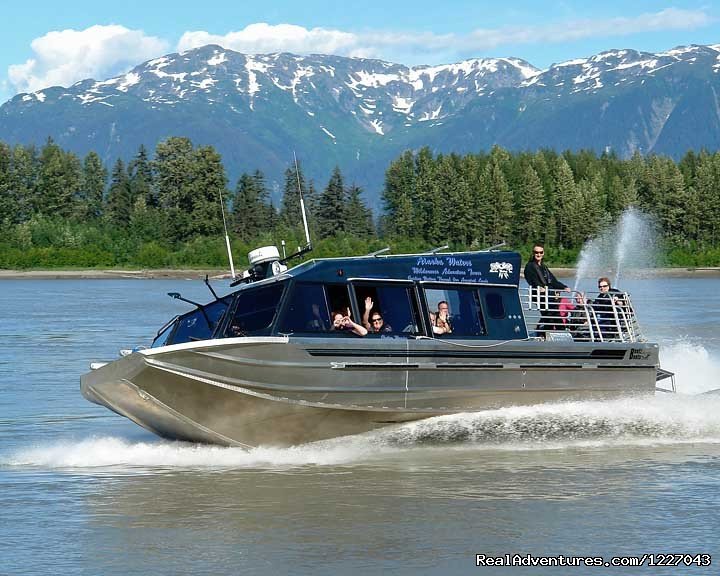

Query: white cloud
left=4, top=9, right=714, bottom=98
left=8, top=25, right=169, bottom=94
left=177, top=9, right=714, bottom=62
left=178, top=23, right=360, bottom=56
left=467, top=8, right=715, bottom=50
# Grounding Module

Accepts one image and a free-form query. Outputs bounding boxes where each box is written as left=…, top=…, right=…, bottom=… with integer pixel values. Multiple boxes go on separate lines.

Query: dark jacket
left=523, top=260, right=567, bottom=290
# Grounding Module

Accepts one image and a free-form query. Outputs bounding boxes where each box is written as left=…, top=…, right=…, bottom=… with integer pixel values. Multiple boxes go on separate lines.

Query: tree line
left=1, top=137, right=720, bottom=269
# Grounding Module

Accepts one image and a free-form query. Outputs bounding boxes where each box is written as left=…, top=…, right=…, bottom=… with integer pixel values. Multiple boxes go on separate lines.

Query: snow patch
left=35, top=92, right=46, bottom=102
left=208, top=52, right=227, bottom=66
left=321, top=126, right=336, bottom=139
left=392, top=95, right=413, bottom=114
left=117, top=72, right=140, bottom=92
left=370, top=119, right=384, bottom=135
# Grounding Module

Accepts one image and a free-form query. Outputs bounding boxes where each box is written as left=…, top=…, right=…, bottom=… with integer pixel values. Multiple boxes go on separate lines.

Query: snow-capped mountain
left=2, top=43, right=720, bottom=203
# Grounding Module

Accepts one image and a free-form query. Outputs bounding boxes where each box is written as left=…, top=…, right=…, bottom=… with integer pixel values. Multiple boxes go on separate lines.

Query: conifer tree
left=553, top=156, right=579, bottom=248
left=382, top=151, right=415, bottom=237
left=232, top=171, right=273, bottom=240
left=317, top=166, right=346, bottom=238
left=345, top=184, right=375, bottom=237
left=9, top=145, right=37, bottom=224
left=129, top=144, right=155, bottom=207
left=516, top=165, right=545, bottom=245
left=78, top=151, right=107, bottom=221
left=0, top=143, right=15, bottom=224
left=106, top=159, right=132, bottom=227
left=36, top=138, right=76, bottom=218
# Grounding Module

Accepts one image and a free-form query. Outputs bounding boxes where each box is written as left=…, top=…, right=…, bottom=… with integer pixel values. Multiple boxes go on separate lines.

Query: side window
left=425, top=286, right=486, bottom=337
left=484, top=291, right=506, bottom=319
left=279, top=283, right=331, bottom=333
left=227, top=283, right=285, bottom=336
left=353, top=283, right=421, bottom=335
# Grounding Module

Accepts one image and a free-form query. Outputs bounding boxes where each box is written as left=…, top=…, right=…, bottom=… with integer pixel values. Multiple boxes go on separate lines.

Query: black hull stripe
left=307, top=349, right=628, bottom=360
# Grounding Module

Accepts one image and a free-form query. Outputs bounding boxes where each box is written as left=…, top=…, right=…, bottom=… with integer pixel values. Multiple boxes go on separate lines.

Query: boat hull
left=81, top=336, right=660, bottom=447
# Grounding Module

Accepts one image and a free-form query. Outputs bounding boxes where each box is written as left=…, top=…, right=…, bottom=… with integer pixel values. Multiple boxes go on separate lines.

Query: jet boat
left=81, top=244, right=674, bottom=447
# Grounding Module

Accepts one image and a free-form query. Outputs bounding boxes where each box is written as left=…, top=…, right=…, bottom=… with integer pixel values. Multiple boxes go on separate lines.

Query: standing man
left=524, top=244, right=570, bottom=333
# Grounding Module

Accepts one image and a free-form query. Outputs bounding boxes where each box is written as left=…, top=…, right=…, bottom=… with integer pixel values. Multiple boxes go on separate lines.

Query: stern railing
left=520, top=288, right=644, bottom=343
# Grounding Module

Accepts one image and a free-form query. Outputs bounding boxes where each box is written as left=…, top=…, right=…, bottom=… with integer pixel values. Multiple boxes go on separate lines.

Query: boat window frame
left=275, top=281, right=356, bottom=336
left=224, top=280, right=288, bottom=337
left=348, top=278, right=423, bottom=337
left=419, top=281, right=489, bottom=339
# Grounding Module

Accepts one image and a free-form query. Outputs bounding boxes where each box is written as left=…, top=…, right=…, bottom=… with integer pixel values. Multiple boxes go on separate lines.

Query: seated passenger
left=590, top=277, right=623, bottom=339
left=433, top=301, right=452, bottom=335
left=331, top=310, right=367, bottom=337
left=362, top=297, right=392, bottom=333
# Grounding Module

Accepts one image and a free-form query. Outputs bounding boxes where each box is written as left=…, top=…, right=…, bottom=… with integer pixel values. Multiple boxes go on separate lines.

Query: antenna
left=427, top=244, right=449, bottom=254
left=294, top=151, right=312, bottom=247
left=216, top=187, right=236, bottom=278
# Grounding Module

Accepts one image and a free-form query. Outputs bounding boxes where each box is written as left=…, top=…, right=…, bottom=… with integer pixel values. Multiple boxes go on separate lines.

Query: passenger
left=590, top=277, right=623, bottom=339
left=331, top=309, right=367, bottom=337
left=362, top=297, right=392, bottom=333
left=433, top=301, right=452, bottom=335
left=523, top=243, right=570, bottom=334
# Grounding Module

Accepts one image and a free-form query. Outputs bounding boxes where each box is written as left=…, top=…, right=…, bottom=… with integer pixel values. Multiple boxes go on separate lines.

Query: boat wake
left=4, top=340, right=719, bottom=471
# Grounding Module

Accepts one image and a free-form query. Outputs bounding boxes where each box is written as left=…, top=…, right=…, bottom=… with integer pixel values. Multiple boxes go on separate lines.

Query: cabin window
left=353, top=283, right=421, bottom=335
left=278, top=283, right=331, bottom=333
left=484, top=291, right=506, bottom=319
left=226, top=283, right=285, bottom=336
left=163, top=297, right=231, bottom=346
left=424, top=286, right=486, bottom=337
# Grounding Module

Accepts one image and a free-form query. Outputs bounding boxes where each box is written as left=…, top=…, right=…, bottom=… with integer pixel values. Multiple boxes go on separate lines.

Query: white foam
left=4, top=435, right=395, bottom=471
left=660, top=339, right=720, bottom=395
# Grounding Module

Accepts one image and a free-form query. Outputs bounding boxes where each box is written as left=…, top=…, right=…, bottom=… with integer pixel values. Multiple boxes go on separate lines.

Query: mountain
left=2, top=43, right=720, bottom=205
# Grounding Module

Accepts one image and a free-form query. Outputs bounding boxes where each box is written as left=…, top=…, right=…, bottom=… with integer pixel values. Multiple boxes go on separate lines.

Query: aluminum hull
left=81, top=336, right=659, bottom=447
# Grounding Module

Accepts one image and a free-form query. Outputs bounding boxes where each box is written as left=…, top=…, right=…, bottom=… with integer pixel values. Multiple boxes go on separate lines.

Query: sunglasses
left=534, top=251, right=544, bottom=255
left=598, top=284, right=609, bottom=288
left=372, top=318, right=383, bottom=322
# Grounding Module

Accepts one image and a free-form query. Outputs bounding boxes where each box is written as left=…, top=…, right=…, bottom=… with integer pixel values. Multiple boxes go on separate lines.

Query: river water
left=1, top=277, right=719, bottom=575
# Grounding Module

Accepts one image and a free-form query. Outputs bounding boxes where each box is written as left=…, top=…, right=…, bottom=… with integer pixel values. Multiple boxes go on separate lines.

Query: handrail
left=519, top=287, right=644, bottom=343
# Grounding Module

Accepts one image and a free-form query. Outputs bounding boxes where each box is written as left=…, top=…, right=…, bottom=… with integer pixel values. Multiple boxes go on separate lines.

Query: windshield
left=152, top=297, right=231, bottom=347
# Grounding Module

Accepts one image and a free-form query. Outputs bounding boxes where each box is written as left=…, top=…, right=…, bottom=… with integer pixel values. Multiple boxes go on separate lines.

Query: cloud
left=5, top=8, right=714, bottom=97
left=467, top=8, right=716, bottom=50
left=178, top=8, right=714, bottom=62
left=8, top=25, right=169, bottom=94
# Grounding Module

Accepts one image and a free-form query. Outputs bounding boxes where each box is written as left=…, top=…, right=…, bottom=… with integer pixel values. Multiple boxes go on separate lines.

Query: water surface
left=1, top=278, right=718, bottom=575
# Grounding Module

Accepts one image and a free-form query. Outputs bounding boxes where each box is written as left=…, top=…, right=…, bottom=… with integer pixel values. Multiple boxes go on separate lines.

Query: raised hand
left=364, top=296, right=373, bottom=311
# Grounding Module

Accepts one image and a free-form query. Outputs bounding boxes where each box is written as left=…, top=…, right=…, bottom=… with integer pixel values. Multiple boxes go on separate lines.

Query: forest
left=1, top=136, right=719, bottom=269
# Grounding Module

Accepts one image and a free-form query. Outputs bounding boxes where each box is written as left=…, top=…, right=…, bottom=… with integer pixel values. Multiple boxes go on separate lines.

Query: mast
left=294, top=151, right=312, bottom=248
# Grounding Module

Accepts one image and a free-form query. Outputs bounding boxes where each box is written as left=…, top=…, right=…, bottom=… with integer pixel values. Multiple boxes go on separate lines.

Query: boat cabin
left=152, top=251, right=527, bottom=347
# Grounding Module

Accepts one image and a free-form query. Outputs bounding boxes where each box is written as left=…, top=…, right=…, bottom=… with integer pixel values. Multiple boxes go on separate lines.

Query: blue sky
left=1, top=0, right=719, bottom=102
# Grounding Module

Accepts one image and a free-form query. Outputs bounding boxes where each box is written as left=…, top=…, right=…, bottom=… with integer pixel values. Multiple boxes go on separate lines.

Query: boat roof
left=273, top=250, right=522, bottom=286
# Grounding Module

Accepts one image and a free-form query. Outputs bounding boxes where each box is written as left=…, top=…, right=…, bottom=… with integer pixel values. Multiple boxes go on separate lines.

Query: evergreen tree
left=232, top=171, right=273, bottom=240
left=154, top=137, right=195, bottom=242
left=345, top=184, right=375, bottom=237
left=128, top=144, right=155, bottom=207
left=36, top=138, right=75, bottom=218
left=77, top=151, right=107, bottom=221
left=0, top=143, right=15, bottom=224
left=553, top=156, right=579, bottom=248
left=317, top=166, right=346, bottom=238
left=516, top=165, right=545, bottom=245
left=9, top=145, right=37, bottom=223
left=190, top=145, right=227, bottom=237
left=106, top=159, right=132, bottom=227
left=280, top=163, right=308, bottom=230
left=382, top=151, right=416, bottom=237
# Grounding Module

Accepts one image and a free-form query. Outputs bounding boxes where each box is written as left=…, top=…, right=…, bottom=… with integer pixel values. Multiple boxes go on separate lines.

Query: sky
left=1, top=0, right=719, bottom=103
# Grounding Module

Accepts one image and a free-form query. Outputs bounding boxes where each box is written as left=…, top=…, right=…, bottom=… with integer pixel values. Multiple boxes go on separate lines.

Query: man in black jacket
left=524, top=244, right=570, bottom=334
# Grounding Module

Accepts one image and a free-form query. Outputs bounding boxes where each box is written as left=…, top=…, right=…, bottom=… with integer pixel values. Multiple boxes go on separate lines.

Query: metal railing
left=520, top=287, right=644, bottom=343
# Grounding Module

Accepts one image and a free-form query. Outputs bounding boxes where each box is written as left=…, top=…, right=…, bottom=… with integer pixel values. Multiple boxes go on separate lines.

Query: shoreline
left=0, top=267, right=719, bottom=279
